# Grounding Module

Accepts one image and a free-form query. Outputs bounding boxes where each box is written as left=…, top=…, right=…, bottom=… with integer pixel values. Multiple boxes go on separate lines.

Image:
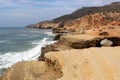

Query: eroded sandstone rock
left=0, top=61, right=63, bottom=80
left=2, top=47, right=120, bottom=80
left=38, top=42, right=69, bottom=61
left=27, top=21, right=60, bottom=29
left=64, top=12, right=120, bottom=33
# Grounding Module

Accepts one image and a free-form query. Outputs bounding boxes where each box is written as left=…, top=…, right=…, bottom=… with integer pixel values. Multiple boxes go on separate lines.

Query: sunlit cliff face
left=64, top=12, right=120, bottom=31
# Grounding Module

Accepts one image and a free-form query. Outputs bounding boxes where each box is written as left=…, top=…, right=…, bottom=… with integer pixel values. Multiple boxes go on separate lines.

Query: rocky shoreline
left=1, top=2, right=120, bottom=80
left=39, top=32, right=120, bottom=61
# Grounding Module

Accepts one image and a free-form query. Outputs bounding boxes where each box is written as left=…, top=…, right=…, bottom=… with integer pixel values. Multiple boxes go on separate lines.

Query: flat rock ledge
left=38, top=34, right=120, bottom=61
left=1, top=47, right=120, bottom=80
left=59, top=34, right=120, bottom=49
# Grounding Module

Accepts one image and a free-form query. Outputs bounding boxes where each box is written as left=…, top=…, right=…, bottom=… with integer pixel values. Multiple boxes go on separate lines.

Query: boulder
left=100, top=39, right=113, bottom=46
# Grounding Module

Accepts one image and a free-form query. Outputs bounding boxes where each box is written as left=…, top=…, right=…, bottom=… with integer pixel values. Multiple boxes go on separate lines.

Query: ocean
left=0, top=27, right=55, bottom=75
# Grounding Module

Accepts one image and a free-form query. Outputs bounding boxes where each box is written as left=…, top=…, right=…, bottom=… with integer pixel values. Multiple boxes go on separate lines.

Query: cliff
left=1, top=47, right=120, bottom=80
left=38, top=11, right=120, bottom=60
left=26, top=2, right=120, bottom=29
left=26, top=21, right=61, bottom=29
left=58, top=12, right=120, bottom=33
left=39, top=26, right=120, bottom=61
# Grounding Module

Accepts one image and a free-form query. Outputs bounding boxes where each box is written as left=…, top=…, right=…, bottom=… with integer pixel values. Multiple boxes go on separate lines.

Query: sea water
left=0, top=27, right=55, bottom=75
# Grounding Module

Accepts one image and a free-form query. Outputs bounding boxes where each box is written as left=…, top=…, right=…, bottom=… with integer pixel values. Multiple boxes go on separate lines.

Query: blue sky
left=0, top=0, right=119, bottom=27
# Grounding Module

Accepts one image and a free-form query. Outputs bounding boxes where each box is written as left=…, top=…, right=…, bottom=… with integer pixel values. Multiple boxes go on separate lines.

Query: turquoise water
left=0, top=27, right=55, bottom=75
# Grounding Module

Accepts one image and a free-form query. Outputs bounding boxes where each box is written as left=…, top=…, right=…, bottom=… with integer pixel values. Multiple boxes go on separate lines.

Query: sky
left=0, top=0, right=119, bottom=27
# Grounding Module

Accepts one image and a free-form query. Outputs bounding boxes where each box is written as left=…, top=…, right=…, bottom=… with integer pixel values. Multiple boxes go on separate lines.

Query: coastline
left=1, top=2, right=120, bottom=80
left=1, top=27, right=120, bottom=80
left=0, top=28, right=55, bottom=76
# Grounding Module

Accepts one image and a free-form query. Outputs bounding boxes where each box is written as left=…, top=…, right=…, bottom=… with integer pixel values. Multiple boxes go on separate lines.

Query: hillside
left=26, top=2, right=120, bottom=29
left=53, top=2, right=120, bottom=22
left=53, top=12, right=120, bottom=33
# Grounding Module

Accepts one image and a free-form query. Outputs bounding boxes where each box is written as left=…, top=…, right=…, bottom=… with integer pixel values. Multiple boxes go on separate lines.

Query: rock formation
left=39, top=33, right=120, bottom=60
left=1, top=47, right=120, bottom=80
left=0, top=61, right=63, bottom=80
left=26, top=21, right=60, bottom=29
left=38, top=42, right=70, bottom=61
left=59, top=12, right=120, bottom=33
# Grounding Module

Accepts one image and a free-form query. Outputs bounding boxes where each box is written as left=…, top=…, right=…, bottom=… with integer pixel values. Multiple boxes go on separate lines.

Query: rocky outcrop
left=0, top=61, right=63, bottom=80
left=39, top=43, right=60, bottom=61
left=38, top=42, right=70, bottom=61
left=1, top=47, right=120, bottom=80
left=26, top=24, right=40, bottom=28
left=59, top=35, right=120, bottom=48
left=58, top=12, right=120, bottom=33
left=26, top=21, right=60, bottom=29
left=38, top=33, right=120, bottom=61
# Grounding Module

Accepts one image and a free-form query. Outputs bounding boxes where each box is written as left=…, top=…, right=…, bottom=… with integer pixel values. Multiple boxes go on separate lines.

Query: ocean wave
left=44, top=32, right=55, bottom=36
left=0, top=40, right=7, bottom=43
left=0, top=39, right=23, bottom=44
left=19, top=34, right=27, bottom=36
left=31, top=40, right=41, bottom=45
left=0, top=38, right=56, bottom=69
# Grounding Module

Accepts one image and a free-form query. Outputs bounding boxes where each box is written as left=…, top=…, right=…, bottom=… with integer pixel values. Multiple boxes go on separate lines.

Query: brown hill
left=26, top=2, right=120, bottom=29
left=65, top=12, right=120, bottom=30
left=53, top=2, right=120, bottom=22
left=53, top=12, right=120, bottom=33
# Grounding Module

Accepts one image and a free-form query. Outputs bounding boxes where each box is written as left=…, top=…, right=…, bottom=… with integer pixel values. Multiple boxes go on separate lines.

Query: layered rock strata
left=26, top=21, right=60, bottom=29
left=39, top=32, right=120, bottom=60
left=55, top=12, right=120, bottom=33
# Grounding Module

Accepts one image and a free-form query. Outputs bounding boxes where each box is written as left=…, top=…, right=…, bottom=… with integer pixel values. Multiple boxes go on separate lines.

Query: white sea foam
left=44, top=32, right=55, bottom=36
left=0, top=38, right=56, bottom=69
left=31, top=40, right=41, bottom=44
left=19, top=34, right=27, bottom=36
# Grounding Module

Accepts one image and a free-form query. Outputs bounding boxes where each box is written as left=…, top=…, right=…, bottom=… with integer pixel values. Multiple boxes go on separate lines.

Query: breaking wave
left=0, top=38, right=55, bottom=69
